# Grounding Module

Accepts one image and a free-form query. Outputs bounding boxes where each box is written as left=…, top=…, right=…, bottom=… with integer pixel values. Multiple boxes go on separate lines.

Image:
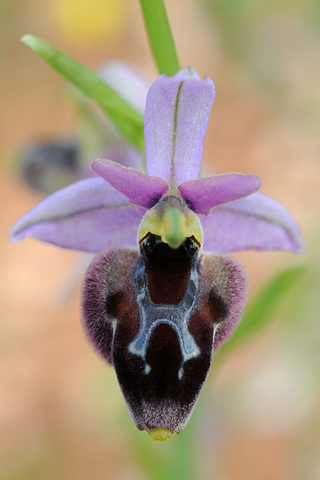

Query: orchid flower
left=10, top=67, right=303, bottom=441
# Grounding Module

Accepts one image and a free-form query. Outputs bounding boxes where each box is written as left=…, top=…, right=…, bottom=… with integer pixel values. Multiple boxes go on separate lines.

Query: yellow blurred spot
left=50, top=0, right=126, bottom=46
left=148, top=428, right=174, bottom=442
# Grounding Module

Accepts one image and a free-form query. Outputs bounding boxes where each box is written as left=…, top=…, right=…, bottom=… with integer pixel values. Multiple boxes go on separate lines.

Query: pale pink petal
left=92, top=159, right=168, bottom=208
left=178, top=173, right=261, bottom=215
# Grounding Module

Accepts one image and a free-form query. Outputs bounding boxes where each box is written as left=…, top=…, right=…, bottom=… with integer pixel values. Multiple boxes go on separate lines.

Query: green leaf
left=139, top=0, right=180, bottom=76
left=21, top=34, right=145, bottom=151
left=219, top=265, right=306, bottom=356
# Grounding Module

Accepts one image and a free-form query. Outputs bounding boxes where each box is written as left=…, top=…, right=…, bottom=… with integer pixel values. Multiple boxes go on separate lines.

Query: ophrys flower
left=10, top=67, right=303, bottom=440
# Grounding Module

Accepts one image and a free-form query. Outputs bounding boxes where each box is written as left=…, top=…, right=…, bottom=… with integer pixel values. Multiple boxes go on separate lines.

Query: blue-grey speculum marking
left=129, top=255, right=201, bottom=379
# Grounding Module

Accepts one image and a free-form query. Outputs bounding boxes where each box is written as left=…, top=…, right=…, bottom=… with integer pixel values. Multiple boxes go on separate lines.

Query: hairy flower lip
left=82, top=247, right=248, bottom=434
left=11, top=65, right=303, bottom=437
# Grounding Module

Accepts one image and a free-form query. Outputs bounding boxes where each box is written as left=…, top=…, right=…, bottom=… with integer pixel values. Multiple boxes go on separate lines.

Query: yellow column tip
left=148, top=428, right=174, bottom=442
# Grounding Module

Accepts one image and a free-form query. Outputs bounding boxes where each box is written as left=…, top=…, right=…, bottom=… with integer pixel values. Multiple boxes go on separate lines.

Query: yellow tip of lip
left=148, top=428, right=174, bottom=442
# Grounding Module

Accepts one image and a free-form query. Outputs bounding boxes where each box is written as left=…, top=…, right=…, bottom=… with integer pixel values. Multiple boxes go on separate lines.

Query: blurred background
left=1, top=0, right=319, bottom=479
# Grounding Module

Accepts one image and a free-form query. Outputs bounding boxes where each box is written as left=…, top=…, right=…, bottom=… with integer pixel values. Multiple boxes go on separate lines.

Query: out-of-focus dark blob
left=20, top=139, right=80, bottom=194
left=82, top=240, right=247, bottom=436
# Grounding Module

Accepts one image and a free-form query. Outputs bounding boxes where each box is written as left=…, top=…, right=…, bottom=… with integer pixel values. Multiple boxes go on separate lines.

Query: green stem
left=139, top=0, right=180, bottom=76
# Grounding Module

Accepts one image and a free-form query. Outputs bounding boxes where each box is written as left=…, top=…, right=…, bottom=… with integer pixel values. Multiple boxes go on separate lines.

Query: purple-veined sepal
left=9, top=177, right=145, bottom=252
left=144, top=67, right=215, bottom=187
left=200, top=192, right=304, bottom=253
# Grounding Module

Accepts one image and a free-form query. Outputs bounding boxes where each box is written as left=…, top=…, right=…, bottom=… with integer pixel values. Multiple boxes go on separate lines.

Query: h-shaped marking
left=128, top=255, right=201, bottom=377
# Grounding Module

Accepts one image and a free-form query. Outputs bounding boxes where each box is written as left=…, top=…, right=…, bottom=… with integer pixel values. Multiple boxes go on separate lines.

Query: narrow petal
left=92, top=159, right=169, bottom=208
left=10, top=177, right=145, bottom=252
left=200, top=192, right=304, bottom=253
left=178, top=173, right=261, bottom=215
left=98, top=61, right=149, bottom=114
left=145, top=67, right=215, bottom=186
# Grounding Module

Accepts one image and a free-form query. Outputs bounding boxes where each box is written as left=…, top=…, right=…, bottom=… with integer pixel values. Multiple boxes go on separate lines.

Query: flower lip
left=82, top=247, right=248, bottom=436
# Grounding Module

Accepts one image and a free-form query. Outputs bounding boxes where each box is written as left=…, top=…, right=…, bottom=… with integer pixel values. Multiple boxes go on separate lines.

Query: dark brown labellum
left=82, top=239, right=247, bottom=435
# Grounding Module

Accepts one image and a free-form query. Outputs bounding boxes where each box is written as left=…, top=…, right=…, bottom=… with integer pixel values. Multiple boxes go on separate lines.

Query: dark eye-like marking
left=140, top=233, right=161, bottom=256
left=183, top=236, right=200, bottom=258
left=140, top=233, right=200, bottom=258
